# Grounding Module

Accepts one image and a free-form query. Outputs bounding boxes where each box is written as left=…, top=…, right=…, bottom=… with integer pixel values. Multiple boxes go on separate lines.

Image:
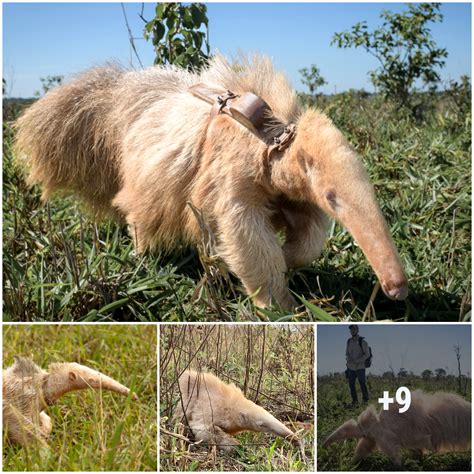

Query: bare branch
left=121, top=3, right=144, bottom=68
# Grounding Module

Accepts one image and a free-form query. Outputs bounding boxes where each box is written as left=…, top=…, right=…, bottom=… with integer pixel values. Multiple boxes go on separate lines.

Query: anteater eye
left=325, top=190, right=337, bottom=205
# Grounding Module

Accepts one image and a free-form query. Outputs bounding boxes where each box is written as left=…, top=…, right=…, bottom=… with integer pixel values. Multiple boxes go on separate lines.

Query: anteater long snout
left=322, top=419, right=363, bottom=448
left=43, top=362, right=137, bottom=403
left=328, top=170, right=408, bottom=300
left=265, top=412, right=296, bottom=439
left=252, top=404, right=298, bottom=441
left=340, top=208, right=408, bottom=301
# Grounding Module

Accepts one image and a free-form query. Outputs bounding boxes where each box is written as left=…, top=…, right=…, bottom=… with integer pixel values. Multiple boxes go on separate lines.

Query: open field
left=3, top=88, right=471, bottom=321
left=160, top=324, right=314, bottom=471
left=2, top=324, right=157, bottom=471
left=317, top=374, right=471, bottom=471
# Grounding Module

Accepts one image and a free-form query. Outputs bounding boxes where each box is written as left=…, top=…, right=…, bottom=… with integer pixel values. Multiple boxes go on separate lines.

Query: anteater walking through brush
left=15, top=55, right=408, bottom=310
left=174, top=370, right=299, bottom=451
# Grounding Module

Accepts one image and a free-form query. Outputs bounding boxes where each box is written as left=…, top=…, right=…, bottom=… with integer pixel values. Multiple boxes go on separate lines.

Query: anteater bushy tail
left=14, top=65, right=127, bottom=217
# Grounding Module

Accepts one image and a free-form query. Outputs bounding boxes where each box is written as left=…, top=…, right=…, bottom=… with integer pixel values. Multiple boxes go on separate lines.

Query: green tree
left=144, top=3, right=210, bottom=70
left=332, top=3, right=447, bottom=107
left=34, top=75, right=64, bottom=97
left=435, top=368, right=447, bottom=378
left=421, top=369, right=433, bottom=379
left=445, top=74, right=471, bottom=115
left=397, top=368, right=408, bottom=378
left=299, top=64, right=327, bottom=95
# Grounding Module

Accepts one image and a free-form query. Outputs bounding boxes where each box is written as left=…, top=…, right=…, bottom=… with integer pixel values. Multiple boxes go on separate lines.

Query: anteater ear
left=296, top=149, right=311, bottom=175
left=68, top=371, right=77, bottom=381
left=239, top=412, right=250, bottom=426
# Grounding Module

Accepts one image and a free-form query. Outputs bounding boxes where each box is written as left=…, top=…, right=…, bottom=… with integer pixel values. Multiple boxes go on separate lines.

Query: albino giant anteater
left=3, top=356, right=136, bottom=446
left=322, top=390, right=471, bottom=466
left=174, top=370, right=298, bottom=450
left=15, top=55, right=408, bottom=309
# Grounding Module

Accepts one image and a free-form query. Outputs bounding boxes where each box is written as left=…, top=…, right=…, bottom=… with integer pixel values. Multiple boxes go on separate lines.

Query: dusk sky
left=3, top=2, right=472, bottom=97
left=317, top=324, right=471, bottom=376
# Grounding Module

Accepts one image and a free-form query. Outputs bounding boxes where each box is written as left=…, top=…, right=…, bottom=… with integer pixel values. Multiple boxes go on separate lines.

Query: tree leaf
left=153, top=21, right=165, bottom=43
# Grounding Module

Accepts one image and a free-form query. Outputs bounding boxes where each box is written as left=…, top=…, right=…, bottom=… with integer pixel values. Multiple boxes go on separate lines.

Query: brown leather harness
left=188, top=83, right=296, bottom=159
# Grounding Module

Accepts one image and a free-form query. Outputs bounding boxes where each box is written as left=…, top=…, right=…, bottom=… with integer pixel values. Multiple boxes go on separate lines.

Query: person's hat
left=349, top=324, right=359, bottom=330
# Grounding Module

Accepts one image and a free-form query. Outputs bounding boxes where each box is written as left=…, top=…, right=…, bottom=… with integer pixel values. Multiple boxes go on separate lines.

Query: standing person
left=346, top=325, right=370, bottom=405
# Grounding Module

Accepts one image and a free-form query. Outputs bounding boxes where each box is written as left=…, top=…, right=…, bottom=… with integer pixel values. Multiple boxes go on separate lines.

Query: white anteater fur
left=174, top=370, right=297, bottom=450
left=15, top=55, right=408, bottom=309
left=322, top=390, right=471, bottom=465
left=3, top=356, right=136, bottom=446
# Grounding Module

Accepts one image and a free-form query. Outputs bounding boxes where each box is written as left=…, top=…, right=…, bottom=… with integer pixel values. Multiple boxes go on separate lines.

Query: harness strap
left=188, top=83, right=296, bottom=157
left=210, top=90, right=239, bottom=119
left=267, top=124, right=297, bottom=159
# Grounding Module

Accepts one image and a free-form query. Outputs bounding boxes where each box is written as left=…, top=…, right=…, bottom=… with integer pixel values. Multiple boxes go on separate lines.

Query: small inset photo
left=159, top=324, right=314, bottom=471
left=2, top=324, right=157, bottom=471
left=317, top=324, right=471, bottom=471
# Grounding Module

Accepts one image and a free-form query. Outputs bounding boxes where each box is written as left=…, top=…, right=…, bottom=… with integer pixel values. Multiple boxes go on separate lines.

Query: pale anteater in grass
left=173, top=370, right=299, bottom=451
left=3, top=356, right=137, bottom=446
left=15, top=55, right=408, bottom=310
left=322, top=390, right=471, bottom=466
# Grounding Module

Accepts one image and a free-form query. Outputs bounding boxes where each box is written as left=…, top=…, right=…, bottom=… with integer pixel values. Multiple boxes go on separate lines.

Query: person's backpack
left=347, top=337, right=373, bottom=368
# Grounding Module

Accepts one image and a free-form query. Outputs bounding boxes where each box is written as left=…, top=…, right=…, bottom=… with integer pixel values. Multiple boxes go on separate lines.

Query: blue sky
left=2, top=2, right=471, bottom=97
left=317, top=324, right=471, bottom=376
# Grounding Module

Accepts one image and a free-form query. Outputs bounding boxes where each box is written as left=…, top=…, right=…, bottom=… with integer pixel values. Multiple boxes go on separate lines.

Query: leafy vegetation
left=143, top=2, right=209, bottom=69
left=34, top=75, right=64, bottom=97
left=160, top=325, right=314, bottom=471
left=2, top=324, right=157, bottom=471
left=332, top=3, right=448, bottom=110
left=299, top=65, right=327, bottom=96
left=317, top=373, right=471, bottom=471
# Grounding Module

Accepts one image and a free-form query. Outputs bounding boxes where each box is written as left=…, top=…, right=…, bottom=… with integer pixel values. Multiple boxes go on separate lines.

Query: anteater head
left=322, top=419, right=363, bottom=448
left=323, top=405, right=379, bottom=448
left=43, top=362, right=138, bottom=403
left=271, top=108, right=408, bottom=301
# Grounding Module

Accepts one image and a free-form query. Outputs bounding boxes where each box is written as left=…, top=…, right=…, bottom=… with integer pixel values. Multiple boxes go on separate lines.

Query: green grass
left=3, top=90, right=471, bottom=321
left=160, top=325, right=314, bottom=471
left=2, top=325, right=157, bottom=471
left=317, top=374, right=471, bottom=471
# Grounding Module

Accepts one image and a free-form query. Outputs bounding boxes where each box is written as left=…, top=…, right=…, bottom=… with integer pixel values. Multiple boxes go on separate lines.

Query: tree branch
left=121, top=3, right=144, bottom=68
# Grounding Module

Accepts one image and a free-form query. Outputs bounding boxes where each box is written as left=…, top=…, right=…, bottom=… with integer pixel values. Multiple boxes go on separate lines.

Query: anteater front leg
left=5, top=414, right=48, bottom=447
left=273, top=201, right=328, bottom=269
left=192, top=424, right=240, bottom=452
left=39, top=412, right=52, bottom=439
left=376, top=437, right=402, bottom=467
left=353, top=437, right=376, bottom=463
left=216, top=204, right=295, bottom=310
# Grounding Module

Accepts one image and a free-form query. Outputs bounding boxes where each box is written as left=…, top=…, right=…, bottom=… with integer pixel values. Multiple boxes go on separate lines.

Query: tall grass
left=3, top=87, right=471, bottom=321
left=160, top=324, right=314, bottom=471
left=2, top=324, right=157, bottom=471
